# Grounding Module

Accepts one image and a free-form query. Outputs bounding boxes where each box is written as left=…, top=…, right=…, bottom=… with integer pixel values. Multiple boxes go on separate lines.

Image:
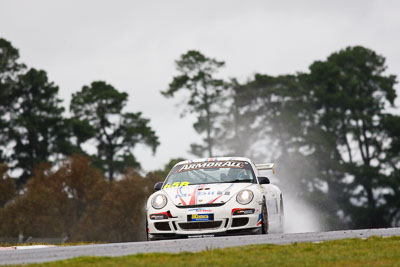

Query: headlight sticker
left=151, top=194, right=167, bottom=209
left=236, top=189, right=254, bottom=205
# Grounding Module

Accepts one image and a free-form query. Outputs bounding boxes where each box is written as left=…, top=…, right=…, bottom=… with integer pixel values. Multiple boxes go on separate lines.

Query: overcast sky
left=1, top=0, right=399, bottom=171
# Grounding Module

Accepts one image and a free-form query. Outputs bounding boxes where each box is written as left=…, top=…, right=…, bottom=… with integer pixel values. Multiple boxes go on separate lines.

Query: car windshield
left=163, top=160, right=255, bottom=188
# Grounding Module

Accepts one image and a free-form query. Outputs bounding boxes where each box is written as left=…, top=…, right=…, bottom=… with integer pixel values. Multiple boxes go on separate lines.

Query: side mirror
left=258, top=176, right=270, bottom=185
left=154, top=182, right=164, bottom=191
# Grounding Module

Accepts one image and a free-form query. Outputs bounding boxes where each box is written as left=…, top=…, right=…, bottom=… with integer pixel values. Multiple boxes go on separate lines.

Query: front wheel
left=145, top=219, right=150, bottom=241
left=261, top=199, right=269, bottom=234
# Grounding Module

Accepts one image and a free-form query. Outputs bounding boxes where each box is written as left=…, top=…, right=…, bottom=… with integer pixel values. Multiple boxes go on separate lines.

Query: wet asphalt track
left=1, top=227, right=400, bottom=265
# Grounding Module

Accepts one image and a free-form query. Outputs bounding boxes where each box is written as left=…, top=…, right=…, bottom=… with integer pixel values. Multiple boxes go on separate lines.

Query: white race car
left=146, top=157, right=284, bottom=240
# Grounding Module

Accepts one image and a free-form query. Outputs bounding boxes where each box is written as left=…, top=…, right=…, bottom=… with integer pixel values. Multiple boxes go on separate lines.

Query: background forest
left=0, top=37, right=399, bottom=242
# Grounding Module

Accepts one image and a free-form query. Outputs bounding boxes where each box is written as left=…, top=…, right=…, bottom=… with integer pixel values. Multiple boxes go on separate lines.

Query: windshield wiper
left=223, top=179, right=253, bottom=183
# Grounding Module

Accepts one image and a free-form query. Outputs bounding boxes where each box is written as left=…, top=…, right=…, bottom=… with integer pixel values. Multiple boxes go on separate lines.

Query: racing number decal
left=163, top=182, right=190, bottom=189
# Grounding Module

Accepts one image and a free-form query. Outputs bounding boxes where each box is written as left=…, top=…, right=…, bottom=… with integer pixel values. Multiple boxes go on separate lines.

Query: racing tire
left=278, top=195, right=285, bottom=233
left=261, top=199, right=269, bottom=234
left=146, top=219, right=150, bottom=241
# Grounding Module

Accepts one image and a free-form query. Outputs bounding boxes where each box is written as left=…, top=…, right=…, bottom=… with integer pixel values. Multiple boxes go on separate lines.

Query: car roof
left=174, top=157, right=252, bottom=167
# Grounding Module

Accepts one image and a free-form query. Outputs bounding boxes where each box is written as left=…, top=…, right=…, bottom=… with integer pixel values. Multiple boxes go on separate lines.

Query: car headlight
left=236, top=190, right=254, bottom=205
left=151, top=194, right=167, bottom=209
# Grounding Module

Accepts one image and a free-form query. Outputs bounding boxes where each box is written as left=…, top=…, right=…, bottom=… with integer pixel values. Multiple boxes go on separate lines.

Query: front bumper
left=147, top=202, right=262, bottom=239
left=149, top=227, right=261, bottom=240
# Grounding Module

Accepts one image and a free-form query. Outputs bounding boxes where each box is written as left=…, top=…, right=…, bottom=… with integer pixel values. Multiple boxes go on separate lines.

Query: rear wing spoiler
left=255, top=163, right=275, bottom=174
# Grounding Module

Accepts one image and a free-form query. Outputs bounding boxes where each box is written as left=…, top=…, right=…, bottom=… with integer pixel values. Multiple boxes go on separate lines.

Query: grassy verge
left=7, top=236, right=400, bottom=267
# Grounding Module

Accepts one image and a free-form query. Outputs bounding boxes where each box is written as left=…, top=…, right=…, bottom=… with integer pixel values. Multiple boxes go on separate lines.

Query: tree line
left=0, top=155, right=175, bottom=242
left=1, top=37, right=400, bottom=242
left=0, top=38, right=159, bottom=186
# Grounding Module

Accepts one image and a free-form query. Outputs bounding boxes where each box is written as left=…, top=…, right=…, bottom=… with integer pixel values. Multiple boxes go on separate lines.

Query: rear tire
left=279, top=195, right=285, bottom=233
left=261, top=199, right=269, bottom=234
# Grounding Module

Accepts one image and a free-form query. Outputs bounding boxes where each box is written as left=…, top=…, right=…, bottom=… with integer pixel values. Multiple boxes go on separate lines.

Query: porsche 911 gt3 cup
left=146, top=157, right=284, bottom=240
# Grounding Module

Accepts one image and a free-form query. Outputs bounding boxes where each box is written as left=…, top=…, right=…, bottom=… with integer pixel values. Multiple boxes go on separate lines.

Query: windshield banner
left=177, top=161, right=244, bottom=172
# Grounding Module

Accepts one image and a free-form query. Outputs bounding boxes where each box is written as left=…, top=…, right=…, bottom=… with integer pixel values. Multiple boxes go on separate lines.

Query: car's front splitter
left=148, top=227, right=262, bottom=241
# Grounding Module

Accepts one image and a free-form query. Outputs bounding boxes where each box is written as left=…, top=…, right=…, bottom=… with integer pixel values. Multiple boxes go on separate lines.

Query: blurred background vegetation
left=0, top=37, right=399, bottom=243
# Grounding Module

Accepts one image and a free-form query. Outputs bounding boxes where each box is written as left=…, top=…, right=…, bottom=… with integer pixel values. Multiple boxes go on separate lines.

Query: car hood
left=162, top=183, right=252, bottom=206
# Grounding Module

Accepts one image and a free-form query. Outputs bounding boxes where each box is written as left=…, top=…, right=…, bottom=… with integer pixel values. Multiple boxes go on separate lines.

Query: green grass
left=6, top=236, right=400, bottom=267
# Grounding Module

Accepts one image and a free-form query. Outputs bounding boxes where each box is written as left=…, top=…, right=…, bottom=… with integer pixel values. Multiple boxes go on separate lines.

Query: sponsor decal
left=174, top=190, right=216, bottom=199
left=199, top=191, right=215, bottom=195
left=174, top=183, right=234, bottom=206
left=188, top=208, right=212, bottom=213
left=164, top=181, right=190, bottom=189
left=192, top=214, right=209, bottom=220
left=177, top=161, right=244, bottom=172
left=232, top=208, right=255, bottom=215
left=188, top=209, right=212, bottom=213
left=208, top=183, right=234, bottom=204
left=149, top=211, right=173, bottom=220
left=150, top=214, right=168, bottom=220
left=188, top=213, right=214, bottom=221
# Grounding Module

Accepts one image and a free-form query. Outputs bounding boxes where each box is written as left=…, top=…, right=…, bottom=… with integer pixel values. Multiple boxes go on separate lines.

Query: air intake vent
left=231, top=217, right=249, bottom=227
left=154, top=222, right=171, bottom=231
left=179, top=221, right=222, bottom=230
